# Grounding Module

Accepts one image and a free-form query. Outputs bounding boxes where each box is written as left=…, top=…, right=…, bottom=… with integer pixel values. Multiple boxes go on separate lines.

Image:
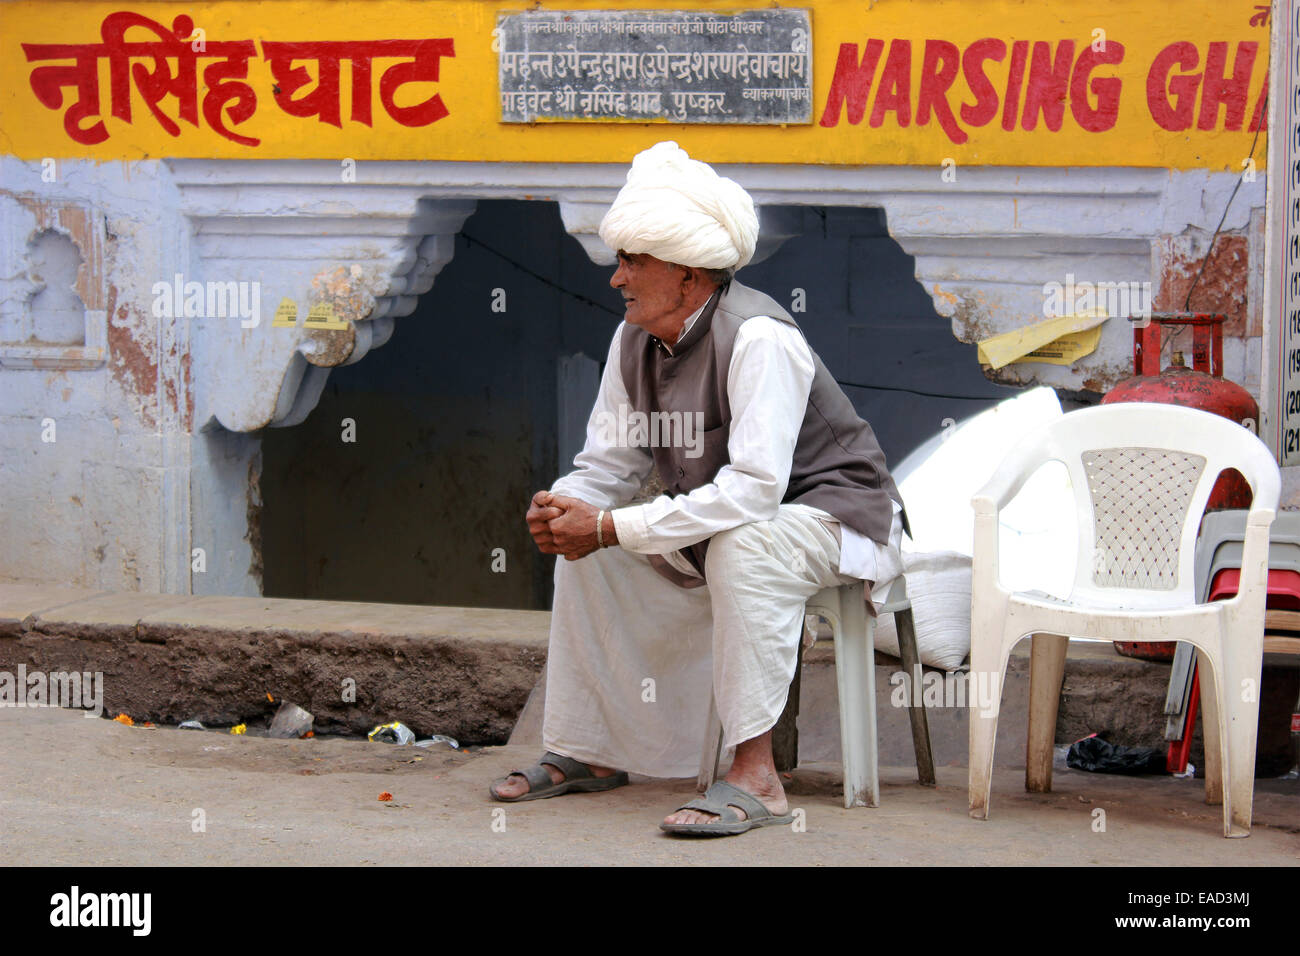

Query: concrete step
left=2, top=582, right=1295, bottom=772
left=0, top=583, right=548, bottom=742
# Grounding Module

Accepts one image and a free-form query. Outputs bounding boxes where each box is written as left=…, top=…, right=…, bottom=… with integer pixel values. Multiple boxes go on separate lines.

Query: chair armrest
left=1235, top=505, right=1277, bottom=605
left=971, top=438, right=1052, bottom=598
left=1230, top=436, right=1280, bottom=607
left=971, top=507, right=1002, bottom=596
left=972, top=443, right=1042, bottom=515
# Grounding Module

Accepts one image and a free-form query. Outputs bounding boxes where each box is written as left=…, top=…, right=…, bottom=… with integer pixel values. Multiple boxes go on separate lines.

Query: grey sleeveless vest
left=619, top=278, right=907, bottom=575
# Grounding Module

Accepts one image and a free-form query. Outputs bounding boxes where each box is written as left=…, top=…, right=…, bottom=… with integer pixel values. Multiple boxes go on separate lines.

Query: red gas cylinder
left=1100, top=314, right=1257, bottom=660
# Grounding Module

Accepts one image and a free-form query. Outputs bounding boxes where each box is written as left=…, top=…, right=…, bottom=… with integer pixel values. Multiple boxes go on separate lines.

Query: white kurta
left=557, top=305, right=898, bottom=582
left=544, top=304, right=903, bottom=778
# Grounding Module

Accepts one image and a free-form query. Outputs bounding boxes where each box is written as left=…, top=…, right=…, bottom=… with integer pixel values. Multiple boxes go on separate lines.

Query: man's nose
left=610, top=262, right=626, bottom=288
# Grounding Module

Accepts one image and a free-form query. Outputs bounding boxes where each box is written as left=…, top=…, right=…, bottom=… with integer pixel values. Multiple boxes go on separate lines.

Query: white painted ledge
left=167, top=160, right=1261, bottom=432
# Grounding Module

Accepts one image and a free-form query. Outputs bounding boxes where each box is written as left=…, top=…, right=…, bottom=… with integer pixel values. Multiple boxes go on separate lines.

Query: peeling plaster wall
left=189, top=428, right=264, bottom=597
left=0, top=158, right=201, bottom=592
left=0, top=158, right=263, bottom=596
left=915, top=169, right=1266, bottom=399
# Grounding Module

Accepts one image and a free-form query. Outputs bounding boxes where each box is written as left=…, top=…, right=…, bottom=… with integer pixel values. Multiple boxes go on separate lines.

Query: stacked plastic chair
left=1164, top=511, right=1300, bottom=774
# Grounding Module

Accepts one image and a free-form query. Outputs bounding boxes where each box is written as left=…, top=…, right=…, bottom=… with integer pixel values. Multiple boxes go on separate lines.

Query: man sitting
left=490, top=141, right=906, bottom=836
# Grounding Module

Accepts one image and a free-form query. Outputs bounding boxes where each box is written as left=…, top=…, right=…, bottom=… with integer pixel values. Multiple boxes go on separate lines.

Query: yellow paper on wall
left=1010, top=326, right=1105, bottom=365
left=976, top=312, right=1109, bottom=370
left=303, top=302, right=348, bottom=330
left=272, top=298, right=298, bottom=328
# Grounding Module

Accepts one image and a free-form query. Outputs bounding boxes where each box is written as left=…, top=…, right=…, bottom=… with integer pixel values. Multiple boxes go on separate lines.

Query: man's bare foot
left=662, top=764, right=787, bottom=826
left=662, top=729, right=787, bottom=826
left=490, top=757, right=619, bottom=800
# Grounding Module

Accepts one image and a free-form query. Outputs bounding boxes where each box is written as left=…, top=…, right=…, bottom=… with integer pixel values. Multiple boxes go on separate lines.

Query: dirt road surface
left=1, top=708, right=1296, bottom=866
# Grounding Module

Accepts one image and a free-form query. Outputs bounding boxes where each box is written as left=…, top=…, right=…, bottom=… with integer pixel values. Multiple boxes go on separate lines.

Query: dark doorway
left=259, top=200, right=1011, bottom=609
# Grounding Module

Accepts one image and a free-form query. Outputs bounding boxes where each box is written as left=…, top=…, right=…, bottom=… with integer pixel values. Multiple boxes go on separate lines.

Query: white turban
left=598, top=141, right=758, bottom=270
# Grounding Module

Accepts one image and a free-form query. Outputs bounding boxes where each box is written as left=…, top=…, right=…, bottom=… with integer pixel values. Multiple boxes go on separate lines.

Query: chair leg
left=1218, top=632, right=1264, bottom=838
left=1026, top=633, right=1068, bottom=793
left=968, top=633, right=1009, bottom=820
left=698, top=694, right=723, bottom=793
left=894, top=606, right=936, bottom=787
left=834, top=591, right=878, bottom=808
left=1197, top=650, right=1223, bottom=807
left=772, top=638, right=804, bottom=772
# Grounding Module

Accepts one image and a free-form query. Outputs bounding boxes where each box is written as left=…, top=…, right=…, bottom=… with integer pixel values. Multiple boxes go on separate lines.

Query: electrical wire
left=459, top=231, right=624, bottom=317
left=462, top=227, right=1003, bottom=402
left=835, top=379, right=1001, bottom=401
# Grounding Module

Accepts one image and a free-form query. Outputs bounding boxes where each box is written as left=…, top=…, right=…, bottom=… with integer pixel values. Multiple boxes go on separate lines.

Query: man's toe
left=664, top=807, right=737, bottom=826
left=492, top=773, right=529, bottom=799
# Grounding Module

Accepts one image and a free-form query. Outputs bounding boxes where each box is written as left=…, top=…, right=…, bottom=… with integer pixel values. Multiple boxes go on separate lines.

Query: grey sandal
left=660, top=780, right=795, bottom=836
left=489, top=751, right=629, bottom=802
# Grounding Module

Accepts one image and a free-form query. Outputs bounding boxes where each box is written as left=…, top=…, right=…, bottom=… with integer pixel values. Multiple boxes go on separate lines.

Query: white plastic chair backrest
left=1012, top=403, right=1279, bottom=609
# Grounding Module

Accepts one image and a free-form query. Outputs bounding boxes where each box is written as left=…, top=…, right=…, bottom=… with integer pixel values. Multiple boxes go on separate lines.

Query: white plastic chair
left=968, top=403, right=1279, bottom=837
left=699, top=576, right=935, bottom=808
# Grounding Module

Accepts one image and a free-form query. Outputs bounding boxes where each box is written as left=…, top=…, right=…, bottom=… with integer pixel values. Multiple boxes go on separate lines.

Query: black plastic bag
left=1066, top=734, right=1166, bottom=775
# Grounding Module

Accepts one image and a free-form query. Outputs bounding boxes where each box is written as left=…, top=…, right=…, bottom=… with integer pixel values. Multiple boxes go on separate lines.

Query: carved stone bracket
left=170, top=161, right=477, bottom=431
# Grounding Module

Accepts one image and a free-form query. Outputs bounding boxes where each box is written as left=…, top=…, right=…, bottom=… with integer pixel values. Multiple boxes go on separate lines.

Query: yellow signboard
left=0, top=0, right=1271, bottom=167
